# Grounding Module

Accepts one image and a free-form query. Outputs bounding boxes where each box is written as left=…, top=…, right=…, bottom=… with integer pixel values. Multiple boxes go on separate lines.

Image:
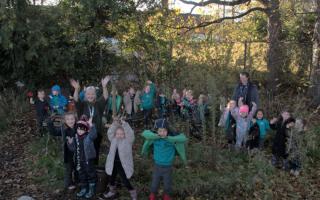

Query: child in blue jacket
left=49, top=84, right=68, bottom=115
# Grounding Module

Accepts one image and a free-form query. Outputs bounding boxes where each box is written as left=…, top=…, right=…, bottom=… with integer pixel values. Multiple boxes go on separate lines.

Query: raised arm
left=167, top=133, right=187, bottom=143
left=101, top=75, right=111, bottom=100
left=70, top=79, right=81, bottom=102
left=248, top=102, right=257, bottom=120
left=107, top=120, right=120, bottom=141
left=122, top=120, right=135, bottom=143
left=142, top=130, right=160, bottom=140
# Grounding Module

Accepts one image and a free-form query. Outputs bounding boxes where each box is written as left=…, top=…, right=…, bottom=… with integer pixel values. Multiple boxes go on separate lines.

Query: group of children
left=29, top=80, right=189, bottom=200
left=219, top=97, right=306, bottom=176
left=29, top=78, right=305, bottom=199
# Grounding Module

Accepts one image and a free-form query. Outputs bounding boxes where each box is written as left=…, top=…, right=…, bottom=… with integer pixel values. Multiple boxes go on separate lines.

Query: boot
left=103, top=185, right=117, bottom=199
left=76, top=186, right=87, bottom=197
left=163, top=194, right=171, bottom=200
left=84, top=183, right=96, bottom=199
left=129, top=189, right=137, bottom=200
left=149, top=193, right=156, bottom=200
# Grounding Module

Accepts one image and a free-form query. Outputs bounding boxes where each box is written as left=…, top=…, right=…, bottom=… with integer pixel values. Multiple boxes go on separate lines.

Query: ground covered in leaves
left=1, top=109, right=320, bottom=200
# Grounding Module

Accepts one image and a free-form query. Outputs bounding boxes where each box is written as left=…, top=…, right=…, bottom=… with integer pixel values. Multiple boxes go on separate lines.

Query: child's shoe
left=76, top=186, right=87, bottom=197
left=149, top=193, right=156, bottom=200
left=68, top=185, right=76, bottom=190
left=129, top=189, right=137, bottom=200
left=85, top=183, right=96, bottom=199
left=103, top=185, right=117, bottom=199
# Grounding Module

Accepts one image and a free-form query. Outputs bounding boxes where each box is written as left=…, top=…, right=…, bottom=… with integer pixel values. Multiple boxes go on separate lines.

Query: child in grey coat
left=103, top=118, right=137, bottom=200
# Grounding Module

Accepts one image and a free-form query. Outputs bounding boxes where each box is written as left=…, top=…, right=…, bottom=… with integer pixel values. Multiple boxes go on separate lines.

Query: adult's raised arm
left=101, top=75, right=111, bottom=100
left=70, top=79, right=81, bottom=102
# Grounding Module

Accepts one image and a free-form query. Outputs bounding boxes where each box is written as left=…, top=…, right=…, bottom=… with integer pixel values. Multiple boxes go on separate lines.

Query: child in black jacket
left=270, top=111, right=295, bottom=169
left=30, top=89, right=49, bottom=136
left=62, top=112, right=78, bottom=190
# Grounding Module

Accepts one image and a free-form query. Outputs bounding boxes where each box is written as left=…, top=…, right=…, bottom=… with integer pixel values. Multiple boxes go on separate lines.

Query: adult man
left=232, top=72, right=259, bottom=110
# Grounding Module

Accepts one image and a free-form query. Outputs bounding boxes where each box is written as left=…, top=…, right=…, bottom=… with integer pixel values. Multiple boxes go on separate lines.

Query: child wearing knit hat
left=141, top=118, right=187, bottom=200
left=67, top=115, right=97, bottom=199
left=227, top=97, right=257, bottom=150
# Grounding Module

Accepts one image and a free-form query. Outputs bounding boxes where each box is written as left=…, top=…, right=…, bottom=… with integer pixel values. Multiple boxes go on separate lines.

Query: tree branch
left=180, top=0, right=251, bottom=7
left=179, top=7, right=267, bottom=32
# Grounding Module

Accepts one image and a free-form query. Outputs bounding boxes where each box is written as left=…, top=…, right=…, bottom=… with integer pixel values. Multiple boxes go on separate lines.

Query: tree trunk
left=266, top=0, right=283, bottom=94
left=310, top=0, right=320, bottom=105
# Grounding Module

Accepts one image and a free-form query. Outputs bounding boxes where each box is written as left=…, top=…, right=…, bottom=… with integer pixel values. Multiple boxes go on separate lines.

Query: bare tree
left=310, top=0, right=320, bottom=105
left=179, top=0, right=284, bottom=94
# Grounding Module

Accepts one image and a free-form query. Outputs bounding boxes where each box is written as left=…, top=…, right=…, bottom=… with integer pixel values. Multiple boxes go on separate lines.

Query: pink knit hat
left=239, top=105, right=249, bottom=114
left=76, top=115, right=90, bottom=131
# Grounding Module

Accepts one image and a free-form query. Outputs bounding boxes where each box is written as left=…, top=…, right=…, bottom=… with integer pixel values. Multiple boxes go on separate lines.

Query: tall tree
left=179, top=0, right=284, bottom=93
left=310, top=0, right=320, bottom=105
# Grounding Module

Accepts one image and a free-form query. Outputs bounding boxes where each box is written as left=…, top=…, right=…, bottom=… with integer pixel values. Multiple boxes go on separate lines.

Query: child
left=49, top=84, right=68, bottom=115
left=181, top=90, right=196, bottom=120
left=254, top=109, right=270, bottom=149
left=67, top=115, right=97, bottom=199
left=123, top=86, right=141, bottom=119
left=140, top=80, right=156, bottom=129
left=105, top=90, right=122, bottom=123
left=171, top=89, right=181, bottom=117
left=219, top=100, right=237, bottom=148
left=229, top=98, right=257, bottom=150
left=60, top=112, right=78, bottom=190
left=196, top=94, right=209, bottom=123
left=29, top=89, right=49, bottom=136
left=270, top=111, right=295, bottom=169
left=157, top=89, right=169, bottom=119
left=142, top=119, right=187, bottom=200
left=103, top=118, right=137, bottom=199
left=287, top=119, right=306, bottom=176
left=246, top=121, right=260, bottom=150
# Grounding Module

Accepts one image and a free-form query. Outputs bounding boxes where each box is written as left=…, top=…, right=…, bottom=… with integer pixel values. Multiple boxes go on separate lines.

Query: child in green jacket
left=140, top=80, right=156, bottom=129
left=141, top=119, right=187, bottom=200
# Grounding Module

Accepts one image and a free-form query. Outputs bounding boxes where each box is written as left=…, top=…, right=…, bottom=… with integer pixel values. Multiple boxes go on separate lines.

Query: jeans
left=151, top=165, right=172, bottom=195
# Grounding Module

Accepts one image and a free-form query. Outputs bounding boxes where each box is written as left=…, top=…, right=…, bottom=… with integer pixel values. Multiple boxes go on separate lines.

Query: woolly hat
left=76, top=115, right=90, bottom=131
left=239, top=105, right=249, bottom=114
left=154, top=118, right=169, bottom=130
left=51, top=85, right=61, bottom=93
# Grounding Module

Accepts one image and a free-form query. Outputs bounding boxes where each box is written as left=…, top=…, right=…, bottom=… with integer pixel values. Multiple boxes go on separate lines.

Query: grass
left=23, top=122, right=320, bottom=199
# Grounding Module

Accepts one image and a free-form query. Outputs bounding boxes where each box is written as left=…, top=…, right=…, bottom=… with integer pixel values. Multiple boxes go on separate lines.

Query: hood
left=51, top=85, right=61, bottom=95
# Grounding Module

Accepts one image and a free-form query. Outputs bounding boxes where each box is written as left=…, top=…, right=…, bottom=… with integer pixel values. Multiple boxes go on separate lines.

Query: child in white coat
left=103, top=118, right=137, bottom=200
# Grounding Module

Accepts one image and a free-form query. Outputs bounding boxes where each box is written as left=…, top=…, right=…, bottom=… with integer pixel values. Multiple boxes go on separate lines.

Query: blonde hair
left=64, top=111, right=77, bottom=120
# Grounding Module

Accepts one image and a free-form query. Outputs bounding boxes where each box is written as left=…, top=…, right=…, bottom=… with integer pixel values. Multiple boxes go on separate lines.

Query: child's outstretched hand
left=252, top=102, right=257, bottom=107
left=70, top=79, right=80, bottom=90
left=270, top=117, right=278, bottom=124
left=67, top=136, right=73, bottom=144
left=101, top=75, right=111, bottom=88
left=252, top=119, right=257, bottom=124
left=287, top=122, right=295, bottom=129
left=88, top=117, right=93, bottom=127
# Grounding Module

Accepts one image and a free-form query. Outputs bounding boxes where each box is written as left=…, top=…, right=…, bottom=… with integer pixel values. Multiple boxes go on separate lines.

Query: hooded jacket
left=141, top=83, right=156, bottom=110
left=105, top=121, right=135, bottom=179
left=49, top=85, right=68, bottom=115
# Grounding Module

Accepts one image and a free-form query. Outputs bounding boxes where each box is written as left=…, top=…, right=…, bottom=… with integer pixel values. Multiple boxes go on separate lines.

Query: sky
left=35, top=0, right=223, bottom=15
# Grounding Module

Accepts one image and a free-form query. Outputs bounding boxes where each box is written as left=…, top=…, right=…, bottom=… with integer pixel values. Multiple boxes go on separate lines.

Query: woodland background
left=0, top=0, right=320, bottom=199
